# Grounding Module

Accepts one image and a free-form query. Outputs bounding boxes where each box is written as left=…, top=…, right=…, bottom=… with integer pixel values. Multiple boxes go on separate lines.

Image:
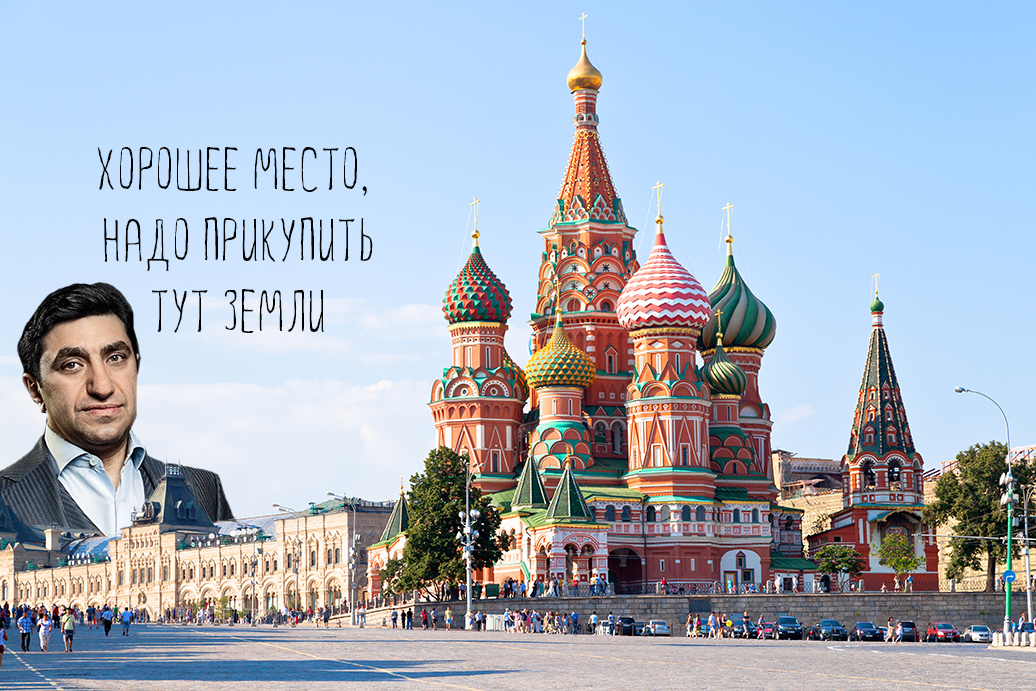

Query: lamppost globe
left=954, top=386, right=967, bottom=394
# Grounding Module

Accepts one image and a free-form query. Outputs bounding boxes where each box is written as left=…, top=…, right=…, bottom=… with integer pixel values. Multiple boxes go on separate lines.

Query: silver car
left=643, top=619, right=671, bottom=636
left=962, top=625, right=992, bottom=643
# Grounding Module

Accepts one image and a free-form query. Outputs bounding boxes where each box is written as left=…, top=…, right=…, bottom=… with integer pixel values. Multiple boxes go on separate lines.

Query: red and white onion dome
left=617, top=216, right=712, bottom=332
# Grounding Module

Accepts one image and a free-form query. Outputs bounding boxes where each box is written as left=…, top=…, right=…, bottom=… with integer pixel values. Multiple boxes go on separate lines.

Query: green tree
left=381, top=447, right=503, bottom=600
left=922, top=441, right=1033, bottom=591
left=812, top=544, right=866, bottom=592
left=875, top=533, right=926, bottom=580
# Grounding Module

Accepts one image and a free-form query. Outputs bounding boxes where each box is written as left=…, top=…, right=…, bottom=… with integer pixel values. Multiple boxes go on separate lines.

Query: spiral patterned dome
left=617, top=221, right=712, bottom=332
left=698, top=241, right=776, bottom=351
left=701, top=333, right=748, bottom=397
left=525, top=317, right=595, bottom=390
left=443, top=245, right=512, bottom=325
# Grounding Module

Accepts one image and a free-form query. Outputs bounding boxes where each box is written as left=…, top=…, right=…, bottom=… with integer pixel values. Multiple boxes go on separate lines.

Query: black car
left=616, top=616, right=637, bottom=636
left=776, top=616, right=803, bottom=640
left=732, top=621, right=757, bottom=639
left=850, top=622, right=884, bottom=642
left=807, top=619, right=848, bottom=641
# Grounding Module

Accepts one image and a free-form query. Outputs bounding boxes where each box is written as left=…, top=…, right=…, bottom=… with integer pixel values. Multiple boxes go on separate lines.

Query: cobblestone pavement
left=3, top=624, right=1035, bottom=690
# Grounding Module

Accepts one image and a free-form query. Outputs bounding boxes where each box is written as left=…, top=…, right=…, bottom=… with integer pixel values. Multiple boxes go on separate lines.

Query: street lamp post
left=273, top=504, right=305, bottom=621
left=955, top=386, right=1015, bottom=630
left=232, top=524, right=266, bottom=626
left=328, top=493, right=363, bottom=626
left=1020, top=482, right=1035, bottom=625
left=455, top=465, right=481, bottom=630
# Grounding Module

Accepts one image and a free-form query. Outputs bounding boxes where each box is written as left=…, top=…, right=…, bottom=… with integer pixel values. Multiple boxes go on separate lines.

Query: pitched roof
left=844, top=297, right=919, bottom=462
left=544, top=464, right=593, bottom=523
left=134, top=465, right=217, bottom=533
left=510, top=460, right=549, bottom=510
left=379, top=491, right=409, bottom=542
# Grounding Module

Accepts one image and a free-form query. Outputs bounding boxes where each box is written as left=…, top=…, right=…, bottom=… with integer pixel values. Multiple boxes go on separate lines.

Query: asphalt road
left=3, top=623, right=1034, bottom=690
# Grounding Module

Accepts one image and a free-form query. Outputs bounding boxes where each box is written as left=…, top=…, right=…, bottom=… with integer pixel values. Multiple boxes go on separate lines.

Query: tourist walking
left=61, top=608, right=76, bottom=653
left=17, top=609, right=32, bottom=652
left=0, top=622, right=8, bottom=668
left=38, top=613, right=53, bottom=652
left=121, top=608, right=133, bottom=635
left=101, top=605, right=114, bottom=636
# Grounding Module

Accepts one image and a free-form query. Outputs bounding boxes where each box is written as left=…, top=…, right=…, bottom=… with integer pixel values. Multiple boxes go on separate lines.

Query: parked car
left=877, top=626, right=888, bottom=640
left=732, top=621, right=758, bottom=639
left=776, top=616, right=803, bottom=640
left=925, top=622, right=961, bottom=643
left=616, top=616, right=637, bottom=636
left=757, top=621, right=776, bottom=639
left=899, top=621, right=920, bottom=642
left=1021, top=622, right=1035, bottom=635
left=962, top=625, right=992, bottom=643
left=643, top=620, right=671, bottom=636
left=807, top=619, right=848, bottom=641
left=849, top=622, right=884, bottom=642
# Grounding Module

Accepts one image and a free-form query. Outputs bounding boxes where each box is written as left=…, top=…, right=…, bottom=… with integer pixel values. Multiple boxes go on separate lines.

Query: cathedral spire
left=552, top=34, right=625, bottom=226
left=846, top=294, right=916, bottom=460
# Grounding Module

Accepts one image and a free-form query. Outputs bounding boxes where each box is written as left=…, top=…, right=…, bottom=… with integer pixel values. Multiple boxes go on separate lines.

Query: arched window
left=600, top=300, right=612, bottom=312
left=784, top=516, right=793, bottom=531
left=752, top=508, right=760, bottom=523
left=888, top=459, right=901, bottom=488
left=862, top=461, right=876, bottom=490
left=696, top=506, right=706, bottom=522
left=660, top=506, right=671, bottom=522
left=681, top=506, right=691, bottom=522
left=605, top=505, right=616, bottom=522
left=732, top=509, right=741, bottom=523
left=621, top=506, right=631, bottom=522
left=646, top=506, right=656, bottom=522
left=567, top=299, right=581, bottom=312
left=607, top=353, right=615, bottom=374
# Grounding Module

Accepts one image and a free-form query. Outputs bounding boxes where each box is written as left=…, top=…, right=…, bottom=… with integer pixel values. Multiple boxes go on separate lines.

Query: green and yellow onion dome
left=525, top=317, right=595, bottom=390
left=870, top=294, right=884, bottom=313
left=502, top=348, right=530, bottom=402
left=701, top=333, right=748, bottom=397
left=443, top=245, right=513, bottom=325
left=698, top=242, right=776, bottom=351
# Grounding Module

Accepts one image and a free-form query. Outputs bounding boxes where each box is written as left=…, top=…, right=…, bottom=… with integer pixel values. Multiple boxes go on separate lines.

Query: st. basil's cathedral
left=367, top=37, right=938, bottom=595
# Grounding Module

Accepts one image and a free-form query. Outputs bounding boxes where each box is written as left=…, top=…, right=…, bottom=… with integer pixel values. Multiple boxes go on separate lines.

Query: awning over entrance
left=869, top=508, right=922, bottom=524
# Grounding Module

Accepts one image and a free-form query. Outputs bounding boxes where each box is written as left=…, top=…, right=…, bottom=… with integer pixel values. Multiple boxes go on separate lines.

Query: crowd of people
left=0, top=602, right=144, bottom=667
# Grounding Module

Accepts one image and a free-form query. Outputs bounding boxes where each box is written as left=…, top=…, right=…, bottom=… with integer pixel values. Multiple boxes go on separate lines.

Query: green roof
left=544, top=465, right=593, bottom=523
left=511, top=460, right=549, bottom=509
left=379, top=492, right=409, bottom=542
left=714, top=487, right=750, bottom=501
left=769, top=551, right=816, bottom=571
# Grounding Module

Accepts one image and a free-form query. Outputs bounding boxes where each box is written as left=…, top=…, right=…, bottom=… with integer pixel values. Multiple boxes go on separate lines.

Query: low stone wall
left=360, top=592, right=1020, bottom=632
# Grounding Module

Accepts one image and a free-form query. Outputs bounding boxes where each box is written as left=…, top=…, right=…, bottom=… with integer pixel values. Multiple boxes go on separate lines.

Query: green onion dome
left=698, top=240, right=776, bottom=351
left=443, top=245, right=513, bottom=325
left=502, top=348, right=529, bottom=402
left=870, top=293, right=884, bottom=313
left=701, top=332, right=748, bottom=397
left=525, top=316, right=595, bottom=390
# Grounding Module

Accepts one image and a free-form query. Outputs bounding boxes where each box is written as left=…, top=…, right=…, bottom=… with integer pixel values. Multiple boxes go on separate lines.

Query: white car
left=962, top=625, right=992, bottom=643
left=643, top=620, right=671, bottom=636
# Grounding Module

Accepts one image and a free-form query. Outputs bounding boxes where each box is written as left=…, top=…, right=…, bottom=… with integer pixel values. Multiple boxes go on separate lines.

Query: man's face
left=23, top=314, right=138, bottom=455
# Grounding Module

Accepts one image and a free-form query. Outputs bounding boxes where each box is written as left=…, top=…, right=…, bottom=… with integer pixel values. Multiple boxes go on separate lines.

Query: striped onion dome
left=443, top=245, right=512, bottom=325
left=698, top=239, right=776, bottom=351
left=525, top=316, right=595, bottom=390
left=701, top=332, right=748, bottom=397
left=617, top=218, right=711, bottom=331
left=502, top=348, right=529, bottom=402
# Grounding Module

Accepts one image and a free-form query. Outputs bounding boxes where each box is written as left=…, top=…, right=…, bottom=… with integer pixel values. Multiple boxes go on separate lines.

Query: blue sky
left=1, top=2, right=1033, bottom=517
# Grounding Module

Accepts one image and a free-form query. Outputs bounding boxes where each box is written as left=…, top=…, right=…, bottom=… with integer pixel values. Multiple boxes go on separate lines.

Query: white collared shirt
left=46, top=426, right=147, bottom=536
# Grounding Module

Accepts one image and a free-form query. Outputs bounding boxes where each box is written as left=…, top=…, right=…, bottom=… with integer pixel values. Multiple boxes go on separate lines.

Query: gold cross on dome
left=722, top=202, right=735, bottom=240
left=872, top=272, right=880, bottom=296
left=471, top=197, right=481, bottom=245
left=715, top=308, right=724, bottom=337
left=579, top=13, right=588, bottom=40
left=653, top=180, right=665, bottom=217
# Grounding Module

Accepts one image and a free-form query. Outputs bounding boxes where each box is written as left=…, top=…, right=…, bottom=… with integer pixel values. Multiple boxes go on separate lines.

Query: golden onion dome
left=567, top=40, right=603, bottom=92
left=526, top=316, right=595, bottom=390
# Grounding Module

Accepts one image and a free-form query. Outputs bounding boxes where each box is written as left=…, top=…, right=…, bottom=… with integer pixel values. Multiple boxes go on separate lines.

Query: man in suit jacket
left=0, top=283, right=233, bottom=535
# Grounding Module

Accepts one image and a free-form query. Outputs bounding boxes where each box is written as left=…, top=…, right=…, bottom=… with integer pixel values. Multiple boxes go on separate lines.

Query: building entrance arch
left=607, top=548, right=642, bottom=591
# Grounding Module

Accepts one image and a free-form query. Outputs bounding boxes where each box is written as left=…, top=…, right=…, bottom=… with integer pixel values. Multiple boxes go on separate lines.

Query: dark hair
left=18, top=282, right=140, bottom=381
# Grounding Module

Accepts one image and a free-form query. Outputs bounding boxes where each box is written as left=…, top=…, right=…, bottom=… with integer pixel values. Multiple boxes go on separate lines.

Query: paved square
left=3, top=624, right=1035, bottom=690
